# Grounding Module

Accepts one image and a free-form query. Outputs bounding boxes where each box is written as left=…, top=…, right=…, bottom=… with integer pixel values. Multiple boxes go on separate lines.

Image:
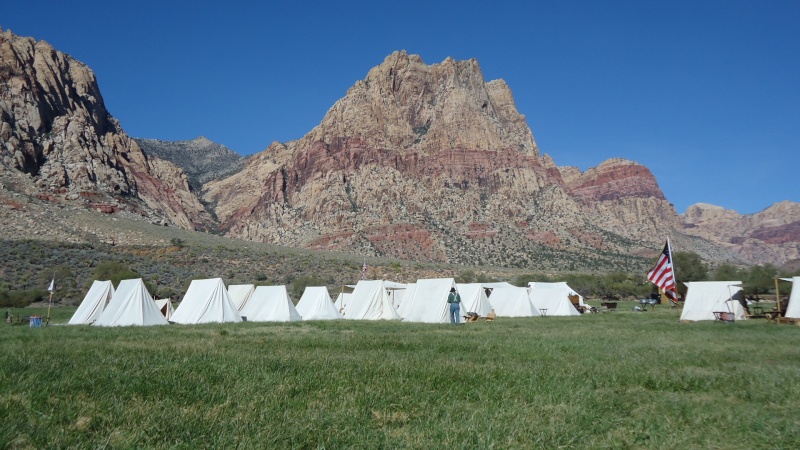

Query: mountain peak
left=308, top=52, right=538, bottom=157
left=0, top=28, right=211, bottom=229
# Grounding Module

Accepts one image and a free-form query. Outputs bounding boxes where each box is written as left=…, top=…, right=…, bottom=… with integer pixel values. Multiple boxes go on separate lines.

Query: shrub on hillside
left=290, top=274, right=327, bottom=300
left=0, top=289, right=48, bottom=308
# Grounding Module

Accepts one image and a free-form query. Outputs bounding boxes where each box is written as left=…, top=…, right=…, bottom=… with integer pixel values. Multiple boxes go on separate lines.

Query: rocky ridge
left=681, top=201, right=800, bottom=264
left=134, top=136, right=247, bottom=192
left=1, top=26, right=794, bottom=269
left=204, top=51, right=735, bottom=268
left=0, top=27, right=211, bottom=230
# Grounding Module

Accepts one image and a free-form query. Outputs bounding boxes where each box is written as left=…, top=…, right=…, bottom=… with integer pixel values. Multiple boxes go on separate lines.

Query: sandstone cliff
left=681, top=201, right=800, bottom=264
left=3, top=27, right=790, bottom=269
left=204, top=51, right=691, bottom=269
left=0, top=28, right=212, bottom=230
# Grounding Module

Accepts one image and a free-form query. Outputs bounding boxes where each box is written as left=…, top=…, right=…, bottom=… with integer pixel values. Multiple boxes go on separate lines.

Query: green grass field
left=2, top=305, right=799, bottom=449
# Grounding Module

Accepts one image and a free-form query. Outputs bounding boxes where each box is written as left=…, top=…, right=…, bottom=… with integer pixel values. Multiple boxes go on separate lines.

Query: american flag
left=647, top=239, right=678, bottom=302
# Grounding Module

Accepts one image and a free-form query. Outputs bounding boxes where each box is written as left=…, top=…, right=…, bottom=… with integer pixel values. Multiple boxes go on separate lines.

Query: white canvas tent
left=240, top=285, right=301, bottom=322
left=93, top=279, right=169, bottom=327
left=296, top=286, right=341, bottom=320
left=456, top=283, right=493, bottom=317
left=680, top=281, right=747, bottom=322
left=488, top=287, right=540, bottom=317
left=69, top=280, right=115, bottom=325
left=154, top=299, right=175, bottom=320
left=528, top=282, right=581, bottom=316
left=401, top=278, right=459, bottom=323
left=782, top=277, right=800, bottom=319
left=171, top=278, right=242, bottom=324
left=228, top=284, right=255, bottom=311
left=344, top=280, right=401, bottom=320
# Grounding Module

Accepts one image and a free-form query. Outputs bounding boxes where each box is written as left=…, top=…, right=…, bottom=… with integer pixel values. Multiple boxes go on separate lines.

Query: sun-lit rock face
left=0, top=28, right=212, bottom=230
left=681, top=201, right=800, bottom=264
left=204, top=51, right=697, bottom=268
left=4, top=27, right=792, bottom=268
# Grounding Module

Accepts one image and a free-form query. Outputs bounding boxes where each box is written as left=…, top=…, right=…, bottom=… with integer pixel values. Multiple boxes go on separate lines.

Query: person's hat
left=450, top=287, right=456, bottom=292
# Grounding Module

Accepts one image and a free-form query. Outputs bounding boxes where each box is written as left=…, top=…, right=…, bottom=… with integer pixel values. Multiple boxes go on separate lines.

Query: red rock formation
left=0, top=28, right=212, bottom=230
left=204, top=51, right=731, bottom=268
left=681, top=202, right=800, bottom=263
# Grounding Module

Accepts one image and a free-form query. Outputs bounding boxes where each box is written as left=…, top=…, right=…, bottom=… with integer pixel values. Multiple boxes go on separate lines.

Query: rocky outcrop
left=0, top=28, right=212, bottom=230
left=681, top=201, right=800, bottom=264
left=559, top=158, right=681, bottom=243
left=204, top=51, right=689, bottom=268
left=561, top=158, right=666, bottom=203
left=4, top=28, right=789, bottom=268
left=134, top=136, right=247, bottom=192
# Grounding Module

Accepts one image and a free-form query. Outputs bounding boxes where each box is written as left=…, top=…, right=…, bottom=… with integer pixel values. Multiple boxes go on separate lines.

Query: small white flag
left=47, top=276, right=55, bottom=292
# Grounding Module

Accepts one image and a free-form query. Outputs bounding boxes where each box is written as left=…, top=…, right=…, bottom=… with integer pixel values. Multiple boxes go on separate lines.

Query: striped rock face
left=0, top=28, right=212, bottom=230
left=204, top=52, right=715, bottom=268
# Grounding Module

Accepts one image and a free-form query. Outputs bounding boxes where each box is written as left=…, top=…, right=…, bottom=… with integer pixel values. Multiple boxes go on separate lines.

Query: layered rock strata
left=205, top=51, right=690, bottom=267
left=0, top=28, right=211, bottom=230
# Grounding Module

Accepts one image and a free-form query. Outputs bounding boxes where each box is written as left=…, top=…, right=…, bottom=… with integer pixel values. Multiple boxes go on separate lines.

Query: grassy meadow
left=2, top=304, right=799, bottom=449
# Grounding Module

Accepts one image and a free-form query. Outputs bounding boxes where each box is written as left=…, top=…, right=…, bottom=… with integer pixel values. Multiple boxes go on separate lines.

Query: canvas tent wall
left=384, top=281, right=407, bottom=309
left=481, top=282, right=516, bottom=290
left=344, top=280, right=401, bottom=320
left=93, top=279, right=169, bottom=327
left=228, top=284, right=255, bottom=311
left=401, top=278, right=459, bottom=323
left=69, top=280, right=115, bottom=325
left=240, top=285, right=301, bottom=322
left=396, top=283, right=418, bottom=319
left=783, top=277, right=800, bottom=319
left=171, top=278, right=242, bottom=324
left=334, top=292, right=352, bottom=316
left=488, top=287, right=540, bottom=317
left=528, top=282, right=581, bottom=316
left=680, top=281, right=746, bottom=322
left=296, top=286, right=341, bottom=320
left=155, top=299, right=175, bottom=320
left=456, top=283, right=493, bottom=317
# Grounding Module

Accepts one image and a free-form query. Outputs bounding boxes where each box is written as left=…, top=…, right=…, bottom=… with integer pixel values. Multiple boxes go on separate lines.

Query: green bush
left=0, top=289, right=48, bottom=308
left=289, top=274, right=326, bottom=300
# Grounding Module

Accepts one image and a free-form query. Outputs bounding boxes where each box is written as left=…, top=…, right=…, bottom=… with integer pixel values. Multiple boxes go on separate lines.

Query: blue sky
left=4, top=1, right=798, bottom=214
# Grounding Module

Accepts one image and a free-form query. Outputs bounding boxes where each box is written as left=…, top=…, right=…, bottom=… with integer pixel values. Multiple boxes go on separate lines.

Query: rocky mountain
left=681, top=201, right=800, bottom=264
left=2, top=26, right=794, bottom=269
left=134, top=136, right=247, bottom=192
left=203, top=51, right=722, bottom=269
left=0, top=27, right=212, bottom=230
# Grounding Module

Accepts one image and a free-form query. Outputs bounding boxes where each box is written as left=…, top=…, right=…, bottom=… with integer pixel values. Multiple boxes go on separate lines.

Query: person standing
left=447, top=287, right=462, bottom=324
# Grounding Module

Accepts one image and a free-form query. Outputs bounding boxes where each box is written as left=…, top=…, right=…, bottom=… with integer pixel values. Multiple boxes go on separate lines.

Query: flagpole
left=46, top=290, right=53, bottom=326
left=666, top=238, right=679, bottom=309
left=46, top=274, right=54, bottom=326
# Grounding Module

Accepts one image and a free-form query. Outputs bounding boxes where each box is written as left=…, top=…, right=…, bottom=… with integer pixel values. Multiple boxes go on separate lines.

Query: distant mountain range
left=134, top=137, right=247, bottom=192
left=1, top=27, right=797, bottom=270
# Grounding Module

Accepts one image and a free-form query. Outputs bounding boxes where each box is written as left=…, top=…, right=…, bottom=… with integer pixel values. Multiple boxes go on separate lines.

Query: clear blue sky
left=4, top=1, right=798, bottom=214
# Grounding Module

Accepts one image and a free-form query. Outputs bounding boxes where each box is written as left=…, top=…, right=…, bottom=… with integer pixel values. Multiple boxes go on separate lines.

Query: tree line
left=468, top=251, right=798, bottom=301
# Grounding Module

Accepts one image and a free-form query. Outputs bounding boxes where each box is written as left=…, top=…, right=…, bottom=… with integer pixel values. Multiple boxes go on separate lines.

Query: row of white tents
left=69, top=276, right=800, bottom=327
left=68, top=278, right=588, bottom=327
